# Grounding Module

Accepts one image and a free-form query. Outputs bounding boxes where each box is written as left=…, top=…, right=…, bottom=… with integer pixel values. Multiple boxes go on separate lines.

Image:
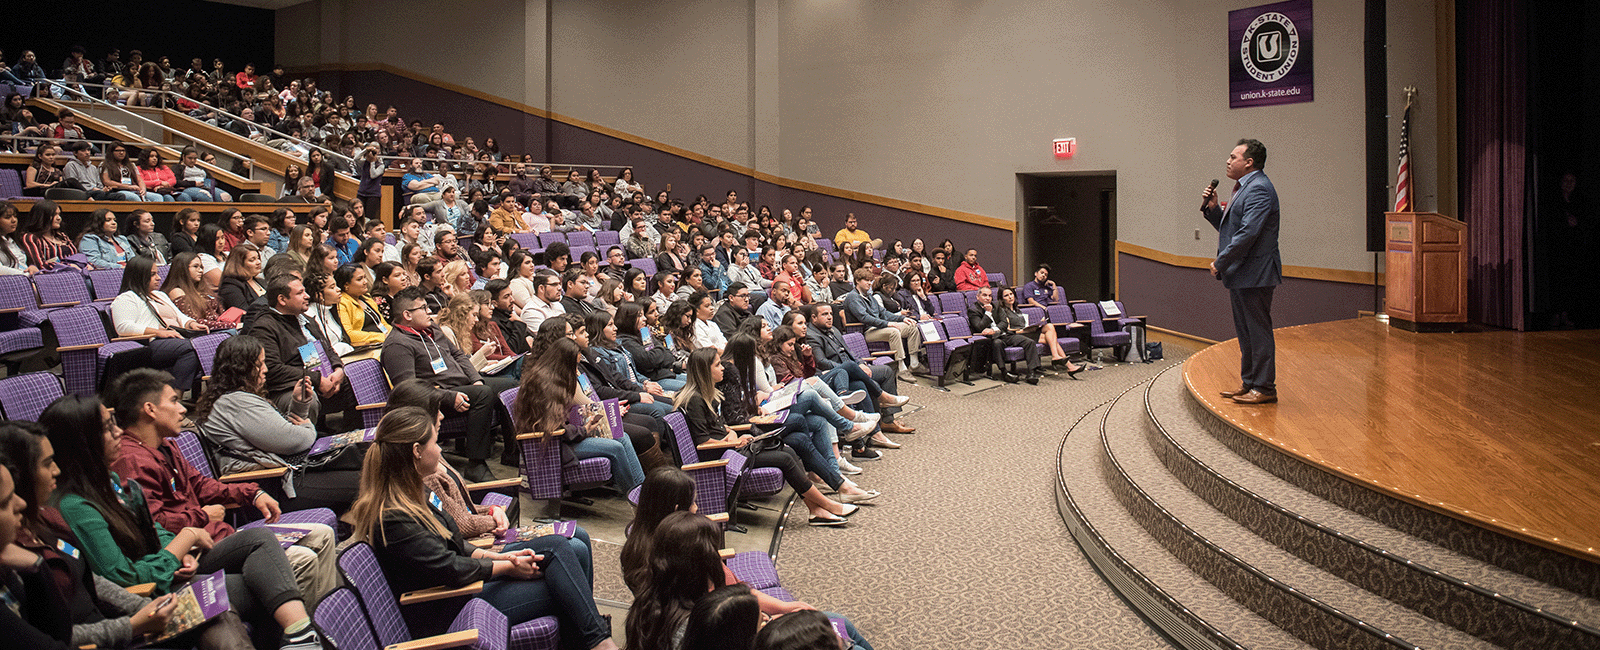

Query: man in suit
left=805, top=304, right=915, bottom=450
left=1201, top=138, right=1282, bottom=404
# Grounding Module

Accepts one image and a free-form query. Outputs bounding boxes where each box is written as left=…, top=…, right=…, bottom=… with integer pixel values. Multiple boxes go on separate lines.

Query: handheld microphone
left=1202, top=179, right=1219, bottom=209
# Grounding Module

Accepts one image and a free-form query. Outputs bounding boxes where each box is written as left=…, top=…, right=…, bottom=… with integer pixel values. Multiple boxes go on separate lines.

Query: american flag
left=1394, top=101, right=1412, bottom=212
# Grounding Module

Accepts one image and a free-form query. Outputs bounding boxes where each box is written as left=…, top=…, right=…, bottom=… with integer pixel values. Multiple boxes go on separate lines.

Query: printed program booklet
left=151, top=570, right=230, bottom=643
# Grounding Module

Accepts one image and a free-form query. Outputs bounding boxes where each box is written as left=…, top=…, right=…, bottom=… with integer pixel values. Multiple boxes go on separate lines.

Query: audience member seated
left=302, top=269, right=355, bottom=357
left=173, top=147, right=232, bottom=202
left=41, top=395, right=329, bottom=650
left=0, top=203, right=32, bottom=275
left=804, top=303, right=912, bottom=442
left=169, top=208, right=200, bottom=256
left=333, top=263, right=389, bottom=348
left=101, top=144, right=161, bottom=202
left=928, top=249, right=957, bottom=293
left=79, top=208, right=133, bottom=269
left=346, top=406, right=618, bottom=650
left=438, top=291, right=519, bottom=379
left=23, top=144, right=65, bottom=198
left=19, top=200, right=78, bottom=271
left=108, top=256, right=204, bottom=392
left=967, top=286, right=1037, bottom=384
left=195, top=336, right=365, bottom=515
left=247, top=274, right=358, bottom=429
left=725, top=328, right=879, bottom=500
left=515, top=334, right=648, bottom=493
left=713, top=282, right=755, bottom=337
left=615, top=301, right=684, bottom=392
left=832, top=212, right=881, bottom=252
left=119, top=208, right=170, bottom=263
left=675, top=347, right=858, bottom=526
left=162, top=252, right=236, bottom=331
left=382, top=287, right=515, bottom=482
left=384, top=379, right=525, bottom=540
left=952, top=247, right=989, bottom=291
left=0, top=421, right=259, bottom=650
left=218, top=242, right=266, bottom=311
left=841, top=269, right=924, bottom=376
left=194, top=223, right=228, bottom=286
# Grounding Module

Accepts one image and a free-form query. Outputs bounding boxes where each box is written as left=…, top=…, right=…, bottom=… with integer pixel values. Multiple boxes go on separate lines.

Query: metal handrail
left=36, top=80, right=257, bottom=173
left=369, top=154, right=630, bottom=175
left=38, top=79, right=344, bottom=168
left=0, top=135, right=128, bottom=147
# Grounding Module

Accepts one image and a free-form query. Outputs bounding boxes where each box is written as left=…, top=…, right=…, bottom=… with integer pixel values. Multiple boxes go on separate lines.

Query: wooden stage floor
left=1184, top=317, right=1600, bottom=563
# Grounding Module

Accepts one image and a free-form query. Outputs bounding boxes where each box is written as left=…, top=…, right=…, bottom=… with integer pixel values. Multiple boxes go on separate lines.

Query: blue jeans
left=788, top=390, right=853, bottom=432
left=572, top=435, right=645, bottom=491
left=175, top=187, right=212, bottom=202
left=478, top=534, right=610, bottom=649
left=823, top=612, right=873, bottom=650
left=658, top=374, right=687, bottom=392
left=144, top=192, right=175, bottom=202
left=782, top=415, right=845, bottom=490
left=107, top=190, right=145, bottom=201
left=627, top=398, right=671, bottom=419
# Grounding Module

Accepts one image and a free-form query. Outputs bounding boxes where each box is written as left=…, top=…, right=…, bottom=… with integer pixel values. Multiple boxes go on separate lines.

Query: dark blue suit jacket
left=1203, top=170, right=1282, bottom=289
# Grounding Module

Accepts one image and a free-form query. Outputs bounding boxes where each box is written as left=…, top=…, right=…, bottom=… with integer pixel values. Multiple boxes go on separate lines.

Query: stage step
left=1057, top=387, right=1313, bottom=650
left=1146, top=366, right=1600, bottom=650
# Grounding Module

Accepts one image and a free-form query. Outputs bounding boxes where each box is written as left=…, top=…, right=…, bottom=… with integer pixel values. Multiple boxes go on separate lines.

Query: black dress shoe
left=1025, top=373, right=1039, bottom=385
left=1065, top=364, right=1083, bottom=379
left=997, top=371, right=1019, bottom=383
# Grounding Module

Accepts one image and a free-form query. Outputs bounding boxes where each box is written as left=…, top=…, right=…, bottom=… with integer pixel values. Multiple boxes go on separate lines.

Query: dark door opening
left=1019, top=172, right=1116, bottom=301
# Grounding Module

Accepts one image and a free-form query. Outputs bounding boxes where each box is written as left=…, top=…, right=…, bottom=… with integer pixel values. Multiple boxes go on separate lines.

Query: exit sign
left=1053, top=138, right=1077, bottom=158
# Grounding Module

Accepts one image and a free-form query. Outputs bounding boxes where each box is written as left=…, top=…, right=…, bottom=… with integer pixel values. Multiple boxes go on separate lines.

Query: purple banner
left=1229, top=0, right=1315, bottom=108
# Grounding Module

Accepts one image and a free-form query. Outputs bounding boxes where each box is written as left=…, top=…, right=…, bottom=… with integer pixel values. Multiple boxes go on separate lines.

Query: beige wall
left=276, top=0, right=1443, bottom=274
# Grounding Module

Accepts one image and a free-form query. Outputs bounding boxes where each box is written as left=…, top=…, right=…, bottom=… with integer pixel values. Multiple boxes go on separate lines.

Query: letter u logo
left=1257, top=33, right=1282, bottom=61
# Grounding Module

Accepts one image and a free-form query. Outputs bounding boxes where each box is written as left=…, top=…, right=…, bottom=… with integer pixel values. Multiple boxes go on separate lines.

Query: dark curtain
left=1458, top=0, right=1528, bottom=330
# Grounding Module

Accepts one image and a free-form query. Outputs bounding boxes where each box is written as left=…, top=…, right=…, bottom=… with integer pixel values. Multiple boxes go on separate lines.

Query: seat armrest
left=111, top=334, right=156, bottom=342
left=727, top=423, right=752, bottom=432
left=465, top=477, right=521, bottom=492
left=708, top=512, right=729, bottom=523
left=719, top=548, right=736, bottom=560
left=39, top=301, right=80, bottom=308
left=220, top=467, right=288, bottom=482
left=868, top=350, right=895, bottom=357
left=400, top=581, right=485, bottom=605
left=0, top=307, right=24, bottom=314
left=356, top=401, right=387, bottom=411
left=681, top=459, right=731, bottom=471
left=515, top=431, right=555, bottom=441
left=385, top=629, right=480, bottom=650
left=696, top=438, right=741, bottom=450
left=466, top=535, right=495, bottom=549
left=125, top=583, right=155, bottom=597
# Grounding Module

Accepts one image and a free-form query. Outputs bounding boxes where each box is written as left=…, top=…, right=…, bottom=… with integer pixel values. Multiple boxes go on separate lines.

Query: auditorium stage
left=1183, top=317, right=1600, bottom=563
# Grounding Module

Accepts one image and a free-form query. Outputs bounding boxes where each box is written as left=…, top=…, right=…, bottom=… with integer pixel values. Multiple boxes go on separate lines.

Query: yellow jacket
left=337, top=293, right=390, bottom=347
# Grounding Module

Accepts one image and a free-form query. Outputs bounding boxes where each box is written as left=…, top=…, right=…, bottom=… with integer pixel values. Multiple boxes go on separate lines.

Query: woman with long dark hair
left=0, top=202, right=32, bottom=274
left=623, top=511, right=729, bottom=649
left=194, top=335, right=364, bottom=514
left=346, top=406, right=617, bottom=650
left=19, top=199, right=77, bottom=270
left=514, top=333, right=648, bottom=492
left=42, top=395, right=325, bottom=650
left=78, top=208, right=131, bottom=269
left=674, top=347, right=859, bottom=526
left=161, top=252, right=234, bottom=330
left=614, top=301, right=684, bottom=392
left=107, top=255, right=203, bottom=391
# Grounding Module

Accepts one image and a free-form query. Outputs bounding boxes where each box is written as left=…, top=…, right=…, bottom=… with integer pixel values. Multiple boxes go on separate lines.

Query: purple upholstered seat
left=191, top=330, right=234, bottom=380
left=345, top=357, right=391, bottom=429
left=0, top=372, right=63, bottom=421
left=87, top=268, right=124, bottom=302
left=630, top=257, right=656, bottom=276
left=334, top=542, right=551, bottom=650
left=500, top=387, right=613, bottom=500
left=1072, top=301, right=1131, bottom=358
left=536, top=232, right=567, bottom=248
left=918, top=318, right=971, bottom=388
left=49, top=305, right=144, bottom=396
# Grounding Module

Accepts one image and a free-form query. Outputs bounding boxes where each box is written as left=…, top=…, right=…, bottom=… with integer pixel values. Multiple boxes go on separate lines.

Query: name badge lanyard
left=419, top=328, right=448, bottom=373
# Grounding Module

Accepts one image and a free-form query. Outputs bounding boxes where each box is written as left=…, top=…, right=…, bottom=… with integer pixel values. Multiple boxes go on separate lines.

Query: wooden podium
left=1384, top=212, right=1468, bottom=331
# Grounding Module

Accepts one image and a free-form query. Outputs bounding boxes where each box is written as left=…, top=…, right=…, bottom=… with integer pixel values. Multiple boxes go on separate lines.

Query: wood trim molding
left=1148, top=325, right=1218, bottom=347
left=292, top=63, right=1016, bottom=233
left=1116, top=241, right=1384, bottom=286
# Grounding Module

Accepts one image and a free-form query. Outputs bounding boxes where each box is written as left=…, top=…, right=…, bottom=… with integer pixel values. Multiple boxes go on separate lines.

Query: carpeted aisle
left=773, top=346, right=1197, bottom=649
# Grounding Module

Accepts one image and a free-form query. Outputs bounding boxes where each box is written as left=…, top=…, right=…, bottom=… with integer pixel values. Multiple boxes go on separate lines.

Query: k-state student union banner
left=1229, top=0, right=1314, bottom=108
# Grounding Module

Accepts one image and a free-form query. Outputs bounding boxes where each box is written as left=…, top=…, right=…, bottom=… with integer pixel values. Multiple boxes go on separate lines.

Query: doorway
left=1018, top=172, right=1117, bottom=301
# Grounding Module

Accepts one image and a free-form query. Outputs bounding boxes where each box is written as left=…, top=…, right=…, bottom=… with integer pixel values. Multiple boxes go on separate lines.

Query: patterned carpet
left=770, top=344, right=1198, bottom=649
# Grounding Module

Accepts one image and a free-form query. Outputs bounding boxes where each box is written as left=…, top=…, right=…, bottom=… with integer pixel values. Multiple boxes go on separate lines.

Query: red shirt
left=953, top=260, right=989, bottom=291
left=111, top=433, right=260, bottom=540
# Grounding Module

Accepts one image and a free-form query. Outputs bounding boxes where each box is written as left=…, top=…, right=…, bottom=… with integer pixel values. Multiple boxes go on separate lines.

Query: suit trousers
left=1229, top=285, right=1276, bottom=392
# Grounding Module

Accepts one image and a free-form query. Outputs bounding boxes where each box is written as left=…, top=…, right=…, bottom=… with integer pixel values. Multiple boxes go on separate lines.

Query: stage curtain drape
left=1458, top=0, right=1528, bottom=330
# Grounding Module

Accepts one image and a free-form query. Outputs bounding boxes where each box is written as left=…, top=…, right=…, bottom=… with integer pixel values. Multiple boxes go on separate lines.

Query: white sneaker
left=851, top=411, right=881, bottom=428
left=840, top=390, right=868, bottom=405
left=877, top=393, right=910, bottom=408
left=837, top=457, right=863, bottom=475
left=841, top=420, right=874, bottom=442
